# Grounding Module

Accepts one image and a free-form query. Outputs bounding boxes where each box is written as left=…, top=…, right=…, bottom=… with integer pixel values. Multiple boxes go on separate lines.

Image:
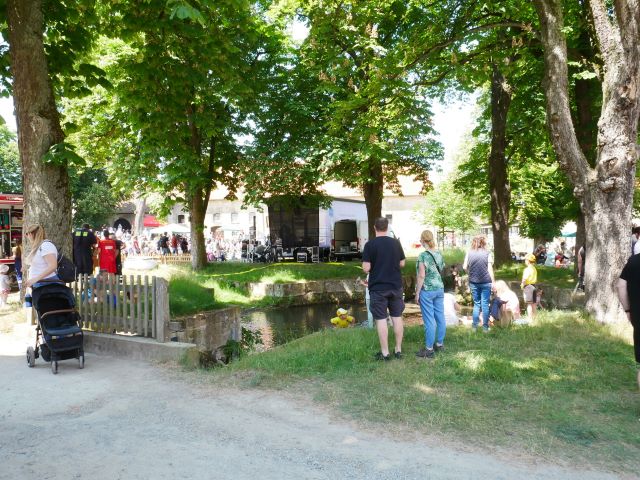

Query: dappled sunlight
left=456, top=351, right=486, bottom=372
left=413, top=382, right=437, bottom=395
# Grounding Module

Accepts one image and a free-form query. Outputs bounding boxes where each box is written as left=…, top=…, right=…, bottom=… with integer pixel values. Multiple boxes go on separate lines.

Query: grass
left=209, top=310, right=639, bottom=472
left=496, top=264, right=577, bottom=289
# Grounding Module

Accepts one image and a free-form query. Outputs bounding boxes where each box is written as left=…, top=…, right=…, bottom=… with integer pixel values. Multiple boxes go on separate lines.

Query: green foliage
left=418, top=180, right=477, bottom=233
left=245, top=0, right=444, bottom=207
left=222, top=327, right=264, bottom=362
left=42, top=141, right=85, bottom=168
left=0, top=125, right=21, bottom=193
left=70, top=167, right=122, bottom=228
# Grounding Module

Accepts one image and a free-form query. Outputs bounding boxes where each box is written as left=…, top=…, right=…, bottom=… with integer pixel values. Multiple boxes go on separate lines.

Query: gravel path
left=0, top=323, right=623, bottom=480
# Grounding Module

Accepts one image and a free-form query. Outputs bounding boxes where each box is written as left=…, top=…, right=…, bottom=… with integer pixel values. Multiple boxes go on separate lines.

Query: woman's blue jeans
left=419, top=288, right=446, bottom=349
left=470, top=282, right=492, bottom=329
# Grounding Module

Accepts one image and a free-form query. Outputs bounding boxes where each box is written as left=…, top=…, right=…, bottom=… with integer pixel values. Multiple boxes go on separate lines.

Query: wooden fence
left=70, top=274, right=169, bottom=342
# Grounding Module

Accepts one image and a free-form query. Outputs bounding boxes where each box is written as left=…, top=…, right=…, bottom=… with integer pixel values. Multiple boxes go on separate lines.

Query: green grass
left=210, top=310, right=639, bottom=471
left=496, top=264, right=577, bottom=289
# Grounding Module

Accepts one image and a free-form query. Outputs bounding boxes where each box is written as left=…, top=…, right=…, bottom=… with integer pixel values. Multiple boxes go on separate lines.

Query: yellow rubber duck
left=330, top=308, right=355, bottom=328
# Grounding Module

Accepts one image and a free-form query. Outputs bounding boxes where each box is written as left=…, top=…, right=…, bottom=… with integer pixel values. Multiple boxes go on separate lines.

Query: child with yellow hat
left=330, top=307, right=355, bottom=328
left=521, top=253, right=538, bottom=320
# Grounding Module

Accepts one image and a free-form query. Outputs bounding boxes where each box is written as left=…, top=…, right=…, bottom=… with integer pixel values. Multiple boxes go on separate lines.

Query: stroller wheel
left=51, top=361, right=58, bottom=375
left=78, top=354, right=85, bottom=369
left=26, top=347, right=36, bottom=368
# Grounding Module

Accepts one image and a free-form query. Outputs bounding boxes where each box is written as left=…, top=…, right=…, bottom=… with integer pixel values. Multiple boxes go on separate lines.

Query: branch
left=588, top=0, right=621, bottom=70
left=402, top=20, right=536, bottom=73
left=614, top=0, right=640, bottom=66
left=532, top=0, right=591, bottom=191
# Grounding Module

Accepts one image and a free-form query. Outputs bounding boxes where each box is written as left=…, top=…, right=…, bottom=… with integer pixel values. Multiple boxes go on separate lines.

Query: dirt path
left=0, top=324, right=623, bottom=480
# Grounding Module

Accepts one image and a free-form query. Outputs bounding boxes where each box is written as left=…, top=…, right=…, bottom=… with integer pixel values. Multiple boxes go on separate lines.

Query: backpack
left=41, top=240, right=77, bottom=283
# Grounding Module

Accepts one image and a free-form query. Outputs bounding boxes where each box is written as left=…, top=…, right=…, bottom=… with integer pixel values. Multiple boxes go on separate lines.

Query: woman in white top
left=23, top=224, right=59, bottom=288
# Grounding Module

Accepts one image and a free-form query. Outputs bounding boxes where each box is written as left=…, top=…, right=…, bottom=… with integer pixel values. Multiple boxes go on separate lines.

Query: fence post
left=154, top=277, right=169, bottom=343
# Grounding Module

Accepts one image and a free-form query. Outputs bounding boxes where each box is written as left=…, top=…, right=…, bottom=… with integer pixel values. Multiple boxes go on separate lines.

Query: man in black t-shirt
left=617, top=253, right=640, bottom=390
left=362, top=217, right=406, bottom=361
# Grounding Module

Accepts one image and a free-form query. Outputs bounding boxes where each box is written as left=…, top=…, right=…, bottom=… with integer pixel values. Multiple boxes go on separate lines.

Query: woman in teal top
left=414, top=230, right=446, bottom=358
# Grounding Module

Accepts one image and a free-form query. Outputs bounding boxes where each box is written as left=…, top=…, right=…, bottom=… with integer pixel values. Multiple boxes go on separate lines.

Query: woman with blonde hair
left=414, top=230, right=445, bottom=359
left=23, top=224, right=59, bottom=289
left=463, top=235, right=495, bottom=332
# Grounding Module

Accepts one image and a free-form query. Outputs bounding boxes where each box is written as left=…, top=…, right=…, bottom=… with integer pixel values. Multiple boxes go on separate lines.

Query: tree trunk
left=7, top=0, right=72, bottom=257
left=362, top=159, right=383, bottom=240
left=189, top=191, right=208, bottom=270
left=133, top=196, right=147, bottom=236
left=533, top=0, right=640, bottom=323
left=488, top=63, right=512, bottom=267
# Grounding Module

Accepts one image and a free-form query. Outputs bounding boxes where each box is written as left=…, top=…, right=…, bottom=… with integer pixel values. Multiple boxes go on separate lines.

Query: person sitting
left=492, top=280, right=521, bottom=327
left=443, top=292, right=462, bottom=326
left=330, top=308, right=355, bottom=328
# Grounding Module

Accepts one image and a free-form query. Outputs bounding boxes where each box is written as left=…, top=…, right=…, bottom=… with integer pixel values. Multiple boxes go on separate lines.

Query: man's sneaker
left=375, top=351, right=391, bottom=361
left=434, top=344, right=445, bottom=352
left=394, top=351, right=403, bottom=360
left=482, top=327, right=490, bottom=333
left=416, top=348, right=435, bottom=359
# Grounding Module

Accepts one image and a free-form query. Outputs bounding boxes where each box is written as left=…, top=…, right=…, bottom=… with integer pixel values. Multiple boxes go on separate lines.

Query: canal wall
left=238, top=276, right=416, bottom=305
left=172, top=307, right=242, bottom=361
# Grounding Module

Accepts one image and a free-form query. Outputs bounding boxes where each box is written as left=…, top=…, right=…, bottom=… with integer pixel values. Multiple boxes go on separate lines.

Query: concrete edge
left=83, top=332, right=199, bottom=366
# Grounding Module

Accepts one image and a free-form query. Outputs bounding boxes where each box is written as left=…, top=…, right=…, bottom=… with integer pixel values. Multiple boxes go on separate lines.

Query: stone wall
left=173, top=307, right=241, bottom=354
left=238, top=276, right=416, bottom=305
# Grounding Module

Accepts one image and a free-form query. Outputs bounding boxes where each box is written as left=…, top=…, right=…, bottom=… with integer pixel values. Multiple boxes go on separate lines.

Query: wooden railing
left=71, top=274, right=169, bottom=342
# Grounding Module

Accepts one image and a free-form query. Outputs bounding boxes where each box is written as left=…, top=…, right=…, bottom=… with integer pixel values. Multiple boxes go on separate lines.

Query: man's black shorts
left=370, top=289, right=405, bottom=320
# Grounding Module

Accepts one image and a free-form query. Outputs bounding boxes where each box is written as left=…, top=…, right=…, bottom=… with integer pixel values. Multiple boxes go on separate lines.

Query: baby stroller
left=26, top=283, right=84, bottom=374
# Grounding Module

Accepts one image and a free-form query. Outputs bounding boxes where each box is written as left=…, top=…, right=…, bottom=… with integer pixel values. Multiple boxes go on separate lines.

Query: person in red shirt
left=98, top=230, right=118, bottom=275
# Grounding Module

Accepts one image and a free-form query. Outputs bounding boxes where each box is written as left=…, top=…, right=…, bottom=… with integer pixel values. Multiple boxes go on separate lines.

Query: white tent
left=149, top=223, right=190, bottom=235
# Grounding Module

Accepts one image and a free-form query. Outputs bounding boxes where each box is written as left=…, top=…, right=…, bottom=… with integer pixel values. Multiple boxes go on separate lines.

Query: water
left=242, top=302, right=475, bottom=351
left=242, top=303, right=369, bottom=350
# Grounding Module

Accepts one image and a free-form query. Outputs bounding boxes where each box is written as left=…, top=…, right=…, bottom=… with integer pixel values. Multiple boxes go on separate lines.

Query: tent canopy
left=149, top=223, right=190, bottom=235
left=561, top=231, right=576, bottom=237
left=143, top=215, right=165, bottom=227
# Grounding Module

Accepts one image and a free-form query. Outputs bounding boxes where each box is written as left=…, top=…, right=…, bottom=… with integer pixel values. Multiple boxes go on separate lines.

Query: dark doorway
left=113, top=218, right=132, bottom=231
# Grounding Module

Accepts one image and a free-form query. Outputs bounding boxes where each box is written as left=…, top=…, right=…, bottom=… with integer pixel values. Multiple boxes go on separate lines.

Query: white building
left=165, top=176, right=431, bottom=249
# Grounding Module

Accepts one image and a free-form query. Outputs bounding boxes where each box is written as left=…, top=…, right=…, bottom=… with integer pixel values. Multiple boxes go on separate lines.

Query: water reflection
left=243, top=303, right=368, bottom=350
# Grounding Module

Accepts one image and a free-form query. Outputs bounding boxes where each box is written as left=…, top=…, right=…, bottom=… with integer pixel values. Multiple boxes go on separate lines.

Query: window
left=385, top=214, right=393, bottom=223
left=231, top=213, right=239, bottom=224
left=177, top=215, right=185, bottom=224
left=213, top=213, right=221, bottom=223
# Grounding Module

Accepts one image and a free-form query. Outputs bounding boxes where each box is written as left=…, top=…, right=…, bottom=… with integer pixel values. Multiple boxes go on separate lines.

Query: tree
left=5, top=0, right=72, bottom=255
left=532, top=0, right=640, bottom=322
left=64, top=3, right=285, bottom=269
left=258, top=1, right=443, bottom=239
left=0, top=124, right=21, bottom=193
left=69, top=167, right=122, bottom=229
left=418, top=180, right=478, bottom=240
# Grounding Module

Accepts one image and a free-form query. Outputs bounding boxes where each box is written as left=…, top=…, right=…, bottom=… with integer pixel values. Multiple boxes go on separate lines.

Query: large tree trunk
left=362, top=159, right=383, bottom=240
left=489, top=63, right=512, bottom=267
left=133, top=196, right=147, bottom=236
left=7, top=0, right=72, bottom=257
left=533, top=0, right=640, bottom=323
left=189, top=191, right=207, bottom=270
